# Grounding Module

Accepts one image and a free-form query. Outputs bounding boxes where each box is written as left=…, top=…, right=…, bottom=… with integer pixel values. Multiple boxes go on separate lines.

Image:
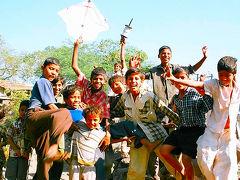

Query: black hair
left=159, top=45, right=172, bottom=55
left=90, top=67, right=107, bottom=80
left=83, top=104, right=104, bottom=120
left=52, top=74, right=66, bottom=85
left=217, top=56, right=237, bottom=74
left=62, top=84, right=81, bottom=99
left=20, top=100, right=30, bottom=108
left=108, top=75, right=125, bottom=86
left=125, top=68, right=145, bottom=81
left=43, top=57, right=60, bottom=67
left=173, top=66, right=189, bottom=76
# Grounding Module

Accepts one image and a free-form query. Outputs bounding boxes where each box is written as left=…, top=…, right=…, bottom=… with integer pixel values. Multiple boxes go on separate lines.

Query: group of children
left=0, top=34, right=239, bottom=180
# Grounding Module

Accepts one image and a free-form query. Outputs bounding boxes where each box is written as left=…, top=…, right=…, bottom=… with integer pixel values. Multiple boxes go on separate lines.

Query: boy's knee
left=182, top=154, right=192, bottom=166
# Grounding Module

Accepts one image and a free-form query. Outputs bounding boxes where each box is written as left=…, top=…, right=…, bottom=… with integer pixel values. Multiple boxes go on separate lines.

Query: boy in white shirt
left=166, top=56, right=240, bottom=180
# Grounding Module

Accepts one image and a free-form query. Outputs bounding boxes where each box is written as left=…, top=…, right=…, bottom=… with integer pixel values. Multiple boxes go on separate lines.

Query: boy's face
left=218, top=70, right=235, bottom=87
left=114, top=64, right=121, bottom=73
left=126, top=73, right=143, bottom=95
left=158, top=48, right=172, bottom=66
left=52, top=81, right=63, bottom=96
left=19, top=105, right=28, bottom=120
left=41, top=64, right=60, bottom=82
left=65, top=90, right=81, bottom=109
left=173, top=71, right=189, bottom=90
left=86, top=113, right=102, bottom=130
left=91, top=74, right=106, bottom=90
left=110, top=81, right=126, bottom=95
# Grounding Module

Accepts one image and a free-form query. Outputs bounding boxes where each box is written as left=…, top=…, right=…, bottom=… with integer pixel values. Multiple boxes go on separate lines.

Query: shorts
left=163, top=126, right=205, bottom=159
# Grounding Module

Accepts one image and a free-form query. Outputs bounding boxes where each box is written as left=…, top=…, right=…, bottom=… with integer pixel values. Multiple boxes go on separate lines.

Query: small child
left=52, top=73, right=66, bottom=104
left=112, top=67, right=179, bottom=180
left=5, top=100, right=32, bottom=180
left=158, top=67, right=213, bottom=180
left=69, top=104, right=106, bottom=180
left=166, top=56, right=240, bottom=179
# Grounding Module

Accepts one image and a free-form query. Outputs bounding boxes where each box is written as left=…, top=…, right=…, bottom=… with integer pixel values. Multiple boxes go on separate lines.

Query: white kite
left=58, top=0, right=109, bottom=41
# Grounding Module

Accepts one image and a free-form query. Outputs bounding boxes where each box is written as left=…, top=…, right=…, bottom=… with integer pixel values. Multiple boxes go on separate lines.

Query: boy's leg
left=127, top=145, right=150, bottom=180
left=147, top=152, right=160, bottom=180
left=17, top=157, right=29, bottom=180
left=182, top=154, right=194, bottom=180
left=5, top=157, right=17, bottom=180
left=81, top=165, right=96, bottom=180
left=213, top=130, right=238, bottom=180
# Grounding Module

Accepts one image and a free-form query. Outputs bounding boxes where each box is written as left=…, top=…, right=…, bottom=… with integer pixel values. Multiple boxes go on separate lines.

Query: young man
left=26, top=57, right=73, bottom=180
left=166, top=56, right=240, bottom=180
left=158, top=67, right=212, bottom=180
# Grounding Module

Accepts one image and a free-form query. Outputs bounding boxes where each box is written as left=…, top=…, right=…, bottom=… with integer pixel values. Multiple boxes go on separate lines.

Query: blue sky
left=1, top=0, right=240, bottom=78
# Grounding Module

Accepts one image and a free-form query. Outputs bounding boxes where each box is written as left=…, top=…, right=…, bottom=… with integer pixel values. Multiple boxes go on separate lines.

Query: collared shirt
left=71, top=120, right=105, bottom=165
left=112, top=89, right=179, bottom=142
left=173, top=87, right=213, bottom=127
left=7, top=118, right=32, bottom=157
left=204, top=79, right=240, bottom=138
left=75, top=71, right=110, bottom=119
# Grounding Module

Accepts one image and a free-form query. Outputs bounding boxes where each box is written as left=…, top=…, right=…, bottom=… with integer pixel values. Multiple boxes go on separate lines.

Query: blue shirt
left=29, top=76, right=56, bottom=109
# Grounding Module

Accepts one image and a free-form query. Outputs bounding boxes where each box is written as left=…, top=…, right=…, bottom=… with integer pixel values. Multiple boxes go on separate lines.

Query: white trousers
left=69, top=161, right=96, bottom=180
left=197, top=128, right=238, bottom=180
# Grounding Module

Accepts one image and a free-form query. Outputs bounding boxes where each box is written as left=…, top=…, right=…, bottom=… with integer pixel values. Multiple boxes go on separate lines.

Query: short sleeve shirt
left=29, top=76, right=56, bottom=109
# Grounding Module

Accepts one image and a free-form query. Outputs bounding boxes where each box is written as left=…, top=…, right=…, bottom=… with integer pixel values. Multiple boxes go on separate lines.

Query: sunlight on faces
left=86, top=113, right=102, bottom=130
left=173, top=71, right=189, bottom=91
left=19, top=105, right=28, bottom=120
left=110, top=81, right=126, bottom=95
left=126, top=73, right=144, bottom=95
left=64, top=90, right=81, bottom=109
left=41, top=64, right=60, bottom=82
left=52, top=81, right=63, bottom=96
left=91, top=74, right=106, bottom=90
left=218, top=70, right=235, bottom=87
left=158, top=49, right=172, bottom=66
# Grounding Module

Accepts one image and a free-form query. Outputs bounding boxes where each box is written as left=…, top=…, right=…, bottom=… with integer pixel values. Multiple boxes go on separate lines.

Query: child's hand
left=199, top=74, right=207, bottom=81
left=195, top=74, right=206, bottom=96
left=75, top=36, right=83, bottom=46
left=122, top=136, right=135, bottom=143
left=202, top=46, right=207, bottom=59
left=163, top=121, right=176, bottom=128
left=129, top=55, right=141, bottom=68
left=162, top=65, right=174, bottom=81
left=120, top=35, right=126, bottom=45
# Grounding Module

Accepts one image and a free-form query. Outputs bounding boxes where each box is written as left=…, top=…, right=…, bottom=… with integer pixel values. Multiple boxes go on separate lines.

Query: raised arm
left=120, top=35, right=127, bottom=70
left=72, top=37, right=83, bottom=77
left=192, top=46, right=207, bottom=72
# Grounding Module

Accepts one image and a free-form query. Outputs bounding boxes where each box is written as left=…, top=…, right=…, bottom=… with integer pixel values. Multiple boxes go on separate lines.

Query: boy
left=69, top=104, right=106, bottom=180
left=72, top=37, right=110, bottom=151
left=112, top=68, right=179, bottom=180
left=166, top=56, right=240, bottom=179
left=158, top=67, right=212, bottom=180
left=52, top=73, right=65, bottom=104
left=5, top=100, right=32, bottom=180
left=26, top=57, right=73, bottom=180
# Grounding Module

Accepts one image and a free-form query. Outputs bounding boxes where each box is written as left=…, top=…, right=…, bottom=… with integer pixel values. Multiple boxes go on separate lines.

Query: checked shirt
left=173, top=87, right=213, bottom=128
left=112, top=89, right=179, bottom=142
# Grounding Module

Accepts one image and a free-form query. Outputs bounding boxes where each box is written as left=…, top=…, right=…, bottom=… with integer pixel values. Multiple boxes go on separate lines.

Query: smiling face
left=158, top=48, right=172, bottom=67
left=114, top=64, right=122, bottom=73
left=110, top=81, right=126, bottom=95
left=64, top=90, right=81, bottom=109
left=52, top=81, right=63, bottom=96
left=126, top=73, right=143, bottom=96
left=218, top=70, right=235, bottom=87
left=173, top=71, right=189, bottom=91
left=85, top=113, right=102, bottom=130
left=41, top=64, right=60, bottom=82
left=91, top=74, right=106, bottom=90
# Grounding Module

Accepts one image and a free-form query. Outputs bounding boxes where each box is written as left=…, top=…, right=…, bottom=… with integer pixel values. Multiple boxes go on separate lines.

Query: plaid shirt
left=173, top=87, right=213, bottom=127
left=75, top=71, right=110, bottom=119
left=112, top=90, right=179, bottom=142
left=7, top=118, right=32, bottom=157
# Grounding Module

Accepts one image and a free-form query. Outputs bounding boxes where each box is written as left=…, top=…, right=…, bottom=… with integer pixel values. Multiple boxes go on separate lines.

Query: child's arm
left=111, top=136, right=135, bottom=144
left=72, top=37, right=83, bottom=77
left=120, top=35, right=127, bottom=70
left=192, top=46, right=208, bottom=72
left=7, top=136, right=21, bottom=156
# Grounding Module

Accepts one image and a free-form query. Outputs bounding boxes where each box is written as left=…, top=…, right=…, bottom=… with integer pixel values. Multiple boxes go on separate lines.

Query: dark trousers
left=26, top=108, right=72, bottom=180
left=49, top=160, right=64, bottom=180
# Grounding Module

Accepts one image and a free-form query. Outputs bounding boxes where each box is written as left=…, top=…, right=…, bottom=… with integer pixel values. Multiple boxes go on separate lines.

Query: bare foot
left=140, top=139, right=162, bottom=152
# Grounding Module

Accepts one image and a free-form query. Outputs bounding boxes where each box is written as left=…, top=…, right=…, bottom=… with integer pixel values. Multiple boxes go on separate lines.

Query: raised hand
left=75, top=36, right=83, bottom=46
left=129, top=55, right=141, bottom=68
left=202, top=46, right=207, bottom=59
